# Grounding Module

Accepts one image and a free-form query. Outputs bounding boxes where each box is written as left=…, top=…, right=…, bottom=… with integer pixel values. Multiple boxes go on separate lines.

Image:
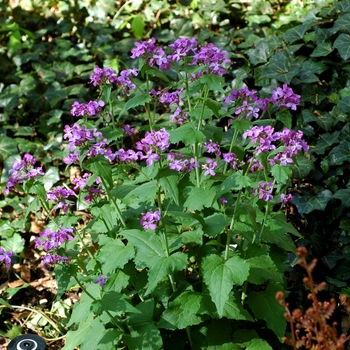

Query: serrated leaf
left=292, top=189, right=333, bottom=215
left=246, top=283, right=286, bottom=339
left=169, top=122, right=205, bottom=145
left=202, top=255, right=250, bottom=316
left=222, top=292, right=254, bottom=321
left=184, top=185, right=217, bottom=211
left=158, top=291, right=211, bottom=329
left=334, top=33, right=350, bottom=60
left=214, top=172, right=251, bottom=202
left=63, top=315, right=94, bottom=350
left=124, top=181, right=158, bottom=200
left=247, top=255, right=283, bottom=284
left=271, top=164, right=291, bottom=185
left=203, top=213, right=228, bottom=238
left=199, top=74, right=225, bottom=92
left=97, top=238, right=134, bottom=274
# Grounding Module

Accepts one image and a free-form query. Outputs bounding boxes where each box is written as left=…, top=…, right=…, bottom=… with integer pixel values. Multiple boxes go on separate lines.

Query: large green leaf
left=334, top=188, right=350, bottom=207
left=119, top=93, right=151, bottom=117
left=328, top=141, right=350, bottom=165
left=334, top=33, right=350, bottom=60
left=292, top=189, right=333, bottom=214
left=202, top=254, right=250, bottom=316
left=86, top=155, right=113, bottom=189
left=156, top=168, right=179, bottom=205
left=246, top=283, right=286, bottom=339
left=184, top=185, right=218, bottom=211
left=0, top=136, right=18, bottom=161
left=203, top=213, right=228, bottom=238
left=283, top=23, right=311, bottom=43
left=332, top=14, right=350, bottom=35
left=169, top=122, right=206, bottom=145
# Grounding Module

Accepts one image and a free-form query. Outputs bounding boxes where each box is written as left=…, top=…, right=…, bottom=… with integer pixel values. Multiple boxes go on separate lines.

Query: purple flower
left=169, top=108, right=189, bottom=124
left=42, top=254, right=70, bottom=268
left=46, top=186, right=75, bottom=212
left=63, top=151, right=81, bottom=165
left=94, top=275, right=108, bottom=287
left=202, top=158, right=217, bottom=176
left=115, top=68, right=139, bottom=94
left=70, top=100, right=105, bottom=117
left=116, top=149, right=141, bottom=163
left=157, top=89, right=184, bottom=105
left=220, top=198, right=228, bottom=204
left=140, top=210, right=161, bottom=230
left=89, top=65, right=117, bottom=86
left=122, top=124, right=135, bottom=136
left=222, top=152, right=240, bottom=169
left=35, top=227, right=74, bottom=251
left=0, top=247, right=14, bottom=269
left=252, top=181, right=274, bottom=201
left=4, top=154, right=44, bottom=195
left=168, top=37, right=198, bottom=62
left=131, top=38, right=157, bottom=59
left=204, top=140, right=221, bottom=156
left=280, top=193, right=293, bottom=204
left=136, top=128, right=170, bottom=156
left=271, top=84, right=300, bottom=111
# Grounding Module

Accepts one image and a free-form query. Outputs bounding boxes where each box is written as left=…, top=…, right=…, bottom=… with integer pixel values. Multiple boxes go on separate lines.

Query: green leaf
left=310, top=42, right=333, bottom=57
left=335, top=1, right=350, bottom=13
left=1, top=233, right=24, bottom=253
left=63, top=315, right=94, bottom=350
left=131, top=15, right=145, bottom=39
left=221, top=292, right=254, bottom=321
left=97, top=238, right=134, bottom=275
left=147, top=252, right=187, bottom=293
left=246, top=283, right=286, bottom=339
left=271, top=164, right=291, bottom=185
left=169, top=123, right=206, bottom=146
left=332, top=14, right=350, bottom=35
left=247, top=255, right=283, bottom=284
left=334, top=33, right=350, bottom=60
left=292, top=189, right=333, bottom=214
left=328, top=141, right=350, bottom=165
left=314, top=132, right=341, bottom=155
left=156, top=168, right=179, bottom=205
left=158, top=291, right=211, bottom=329
left=0, top=136, right=17, bottom=161
left=338, top=96, right=350, bottom=114
left=119, top=93, right=151, bottom=117
left=184, top=185, right=217, bottom=211
left=202, top=254, right=250, bottom=316
left=199, top=74, right=225, bottom=92
left=86, top=155, right=113, bottom=189
left=203, top=213, right=228, bottom=238
left=246, top=40, right=271, bottom=65
left=125, top=300, right=163, bottom=350
left=334, top=189, right=350, bottom=207
left=283, top=23, right=310, bottom=43
left=291, top=157, right=315, bottom=179
left=90, top=201, right=119, bottom=233
left=246, top=338, right=273, bottom=350
left=41, top=166, right=59, bottom=190
left=124, top=181, right=158, bottom=200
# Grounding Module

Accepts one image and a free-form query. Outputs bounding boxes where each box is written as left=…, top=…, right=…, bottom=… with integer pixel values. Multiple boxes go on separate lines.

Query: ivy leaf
left=332, top=14, right=350, bottom=35
left=310, top=42, right=333, bottom=57
left=335, top=1, right=350, bottom=13
left=1, top=233, right=24, bottom=253
left=292, top=189, right=333, bottom=215
left=328, top=141, right=350, bottom=165
left=338, top=96, right=350, bottom=114
left=0, top=136, right=17, bottom=161
left=291, top=157, right=315, bottom=179
left=334, top=189, right=350, bottom=207
left=283, top=23, right=311, bottom=43
left=246, top=283, right=286, bottom=339
left=314, top=132, right=341, bottom=155
left=247, top=41, right=271, bottom=65
left=334, top=33, right=350, bottom=60
left=202, top=255, right=250, bottom=316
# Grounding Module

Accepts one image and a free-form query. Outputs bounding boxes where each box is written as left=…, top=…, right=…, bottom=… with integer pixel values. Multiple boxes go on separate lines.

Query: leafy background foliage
left=1, top=0, right=350, bottom=349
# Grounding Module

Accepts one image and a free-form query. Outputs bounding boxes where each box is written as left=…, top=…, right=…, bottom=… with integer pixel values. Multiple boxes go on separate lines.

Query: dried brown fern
left=276, top=247, right=350, bottom=350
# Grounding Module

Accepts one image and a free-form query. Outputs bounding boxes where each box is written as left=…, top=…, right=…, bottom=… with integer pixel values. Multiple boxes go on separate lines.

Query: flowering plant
left=2, top=37, right=309, bottom=349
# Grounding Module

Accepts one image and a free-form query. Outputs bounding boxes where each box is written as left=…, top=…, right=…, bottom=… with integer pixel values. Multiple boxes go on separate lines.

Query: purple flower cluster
left=46, top=186, right=75, bottom=212
left=203, top=140, right=221, bottom=156
left=72, top=173, right=103, bottom=202
left=0, top=247, right=14, bottom=269
left=202, top=158, right=218, bottom=176
left=89, top=65, right=117, bottom=86
left=70, top=100, right=105, bottom=117
left=140, top=210, right=161, bottom=230
left=135, top=128, right=170, bottom=166
left=191, top=43, right=230, bottom=76
left=4, top=154, right=44, bottom=195
left=168, top=152, right=199, bottom=172
left=115, top=68, right=138, bottom=94
left=63, top=123, right=115, bottom=164
left=252, top=181, right=274, bottom=201
left=130, top=37, right=230, bottom=76
left=280, top=193, right=293, bottom=204
left=42, top=254, right=70, bottom=268
left=35, top=227, right=74, bottom=251
left=271, top=84, right=301, bottom=110
left=222, top=152, right=240, bottom=169
left=243, top=126, right=309, bottom=168
left=94, top=274, right=109, bottom=287
left=169, top=108, right=189, bottom=124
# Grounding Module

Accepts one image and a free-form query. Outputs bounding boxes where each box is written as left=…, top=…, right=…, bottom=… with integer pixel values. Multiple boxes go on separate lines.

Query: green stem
left=73, top=276, right=124, bottom=333
left=193, top=143, right=201, bottom=187
left=185, top=72, right=192, bottom=112
left=76, top=228, right=95, bottom=261
left=224, top=189, right=242, bottom=261
left=100, top=178, right=126, bottom=228
left=197, top=85, right=209, bottom=131
left=186, top=326, right=194, bottom=349
left=109, top=99, right=116, bottom=130
left=39, top=197, right=57, bottom=226
left=157, top=188, right=176, bottom=292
